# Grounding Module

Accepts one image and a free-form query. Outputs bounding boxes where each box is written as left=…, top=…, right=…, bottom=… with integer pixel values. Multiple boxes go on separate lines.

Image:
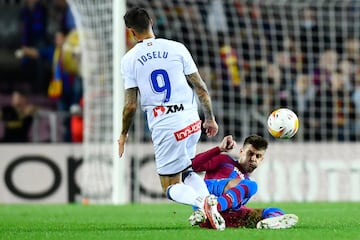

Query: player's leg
left=183, top=128, right=225, bottom=230
left=262, top=207, right=285, bottom=218
left=189, top=178, right=255, bottom=225
left=188, top=179, right=227, bottom=226
left=163, top=174, right=225, bottom=230
left=154, top=119, right=210, bottom=199
left=161, top=174, right=205, bottom=207
left=217, top=179, right=258, bottom=211
left=159, top=146, right=225, bottom=230
left=182, top=130, right=211, bottom=198
left=154, top=123, right=207, bottom=207
left=156, top=128, right=224, bottom=230
left=182, top=168, right=209, bottom=198
left=199, top=206, right=298, bottom=229
left=161, top=130, right=209, bottom=207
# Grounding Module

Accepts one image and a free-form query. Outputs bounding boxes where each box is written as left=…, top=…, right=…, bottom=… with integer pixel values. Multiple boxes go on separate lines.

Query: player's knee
left=241, top=179, right=258, bottom=197
left=225, top=178, right=241, bottom=190
left=160, top=174, right=181, bottom=193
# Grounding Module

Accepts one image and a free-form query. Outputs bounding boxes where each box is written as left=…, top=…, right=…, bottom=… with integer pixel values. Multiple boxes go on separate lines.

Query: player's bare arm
left=186, top=72, right=218, bottom=137
left=118, top=87, right=138, bottom=157
left=186, top=72, right=214, bottom=120
left=121, top=88, right=138, bottom=136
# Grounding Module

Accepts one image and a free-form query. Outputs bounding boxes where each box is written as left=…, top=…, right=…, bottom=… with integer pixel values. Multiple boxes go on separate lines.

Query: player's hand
left=203, top=118, right=218, bottom=137
left=118, top=134, right=128, bottom=158
left=219, top=135, right=236, bottom=152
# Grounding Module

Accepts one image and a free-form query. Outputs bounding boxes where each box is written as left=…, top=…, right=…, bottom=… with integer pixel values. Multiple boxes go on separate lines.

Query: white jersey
left=121, top=37, right=202, bottom=175
left=121, top=38, right=199, bottom=131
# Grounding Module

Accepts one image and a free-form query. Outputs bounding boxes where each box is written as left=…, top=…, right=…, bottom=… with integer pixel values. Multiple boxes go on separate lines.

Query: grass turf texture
left=1, top=202, right=359, bottom=240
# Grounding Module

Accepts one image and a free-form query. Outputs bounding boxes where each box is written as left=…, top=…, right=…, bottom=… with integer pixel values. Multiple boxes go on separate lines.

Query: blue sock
left=262, top=207, right=285, bottom=218
left=217, top=180, right=257, bottom=211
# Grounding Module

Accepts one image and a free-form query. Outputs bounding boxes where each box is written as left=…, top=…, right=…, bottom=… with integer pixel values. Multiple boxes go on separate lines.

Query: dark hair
left=243, top=134, right=268, bottom=150
left=124, top=7, right=151, bottom=34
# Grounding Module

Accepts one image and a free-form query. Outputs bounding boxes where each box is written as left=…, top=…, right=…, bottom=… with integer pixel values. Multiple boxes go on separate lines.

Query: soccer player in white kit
left=118, top=7, right=225, bottom=230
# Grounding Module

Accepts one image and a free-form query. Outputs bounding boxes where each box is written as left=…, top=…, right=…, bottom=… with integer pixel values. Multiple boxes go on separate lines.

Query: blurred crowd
left=128, top=0, right=360, bottom=142
left=0, top=0, right=83, bottom=143
left=1, top=0, right=360, bottom=142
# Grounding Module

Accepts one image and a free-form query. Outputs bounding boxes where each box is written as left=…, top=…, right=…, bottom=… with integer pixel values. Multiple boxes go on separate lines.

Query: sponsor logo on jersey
left=153, top=104, right=184, bottom=117
left=174, top=120, right=201, bottom=141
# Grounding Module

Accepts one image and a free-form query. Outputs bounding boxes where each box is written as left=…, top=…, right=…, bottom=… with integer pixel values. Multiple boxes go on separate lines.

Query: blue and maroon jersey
left=192, top=147, right=250, bottom=180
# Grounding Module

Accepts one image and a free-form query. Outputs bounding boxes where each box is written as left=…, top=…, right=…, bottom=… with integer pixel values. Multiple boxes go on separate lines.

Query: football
left=267, top=108, right=299, bottom=139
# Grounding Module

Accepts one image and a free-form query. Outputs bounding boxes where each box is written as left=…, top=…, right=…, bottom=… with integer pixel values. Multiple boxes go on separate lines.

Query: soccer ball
left=267, top=108, right=299, bottom=139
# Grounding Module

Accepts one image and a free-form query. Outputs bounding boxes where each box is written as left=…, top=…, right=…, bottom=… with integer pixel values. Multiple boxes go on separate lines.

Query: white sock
left=167, top=183, right=204, bottom=208
left=183, top=171, right=209, bottom=198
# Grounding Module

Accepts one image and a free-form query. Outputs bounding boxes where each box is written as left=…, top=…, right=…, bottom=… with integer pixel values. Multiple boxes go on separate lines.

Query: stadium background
left=0, top=0, right=360, bottom=204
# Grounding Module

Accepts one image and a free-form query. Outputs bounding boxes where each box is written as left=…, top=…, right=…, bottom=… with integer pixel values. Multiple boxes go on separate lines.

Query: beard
left=243, top=162, right=257, bottom=173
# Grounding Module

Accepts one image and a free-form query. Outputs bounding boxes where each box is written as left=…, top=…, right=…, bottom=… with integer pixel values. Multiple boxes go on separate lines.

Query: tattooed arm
left=186, top=72, right=218, bottom=137
left=118, top=87, right=138, bottom=157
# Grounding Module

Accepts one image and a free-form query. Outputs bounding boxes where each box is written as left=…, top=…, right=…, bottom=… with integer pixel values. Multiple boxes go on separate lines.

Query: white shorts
left=151, top=112, right=201, bottom=175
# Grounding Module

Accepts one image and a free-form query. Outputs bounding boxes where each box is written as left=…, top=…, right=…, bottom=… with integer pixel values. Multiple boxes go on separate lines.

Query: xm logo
left=153, top=104, right=184, bottom=117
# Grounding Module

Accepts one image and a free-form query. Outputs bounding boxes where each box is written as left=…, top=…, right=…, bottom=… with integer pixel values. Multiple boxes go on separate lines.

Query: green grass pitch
left=1, top=202, right=359, bottom=240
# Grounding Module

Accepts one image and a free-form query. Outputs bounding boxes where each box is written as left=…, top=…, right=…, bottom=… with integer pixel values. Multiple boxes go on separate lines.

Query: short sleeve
left=179, top=43, right=198, bottom=75
left=121, top=55, right=137, bottom=89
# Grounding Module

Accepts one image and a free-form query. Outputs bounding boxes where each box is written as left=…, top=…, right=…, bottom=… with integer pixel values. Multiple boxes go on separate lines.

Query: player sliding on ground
left=189, top=135, right=298, bottom=229
left=118, top=7, right=224, bottom=230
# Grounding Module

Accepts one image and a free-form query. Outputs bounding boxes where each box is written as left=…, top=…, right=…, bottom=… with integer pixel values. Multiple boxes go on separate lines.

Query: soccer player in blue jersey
left=118, top=7, right=224, bottom=230
left=190, top=135, right=298, bottom=229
